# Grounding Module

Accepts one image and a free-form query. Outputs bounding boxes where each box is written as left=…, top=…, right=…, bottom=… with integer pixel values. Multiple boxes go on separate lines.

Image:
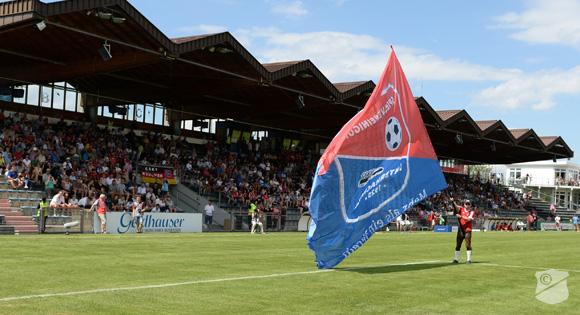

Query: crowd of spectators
left=180, top=145, right=315, bottom=213
left=407, top=172, right=532, bottom=222
left=0, top=110, right=316, bottom=217
left=0, top=109, right=541, bottom=227
left=0, top=110, right=193, bottom=212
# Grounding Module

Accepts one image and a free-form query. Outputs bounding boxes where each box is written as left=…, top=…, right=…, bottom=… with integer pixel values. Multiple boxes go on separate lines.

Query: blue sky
left=50, top=0, right=580, bottom=163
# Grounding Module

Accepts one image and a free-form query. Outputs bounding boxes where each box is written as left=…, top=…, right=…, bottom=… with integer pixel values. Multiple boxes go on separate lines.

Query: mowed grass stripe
left=0, top=260, right=442, bottom=301
left=1, top=231, right=578, bottom=314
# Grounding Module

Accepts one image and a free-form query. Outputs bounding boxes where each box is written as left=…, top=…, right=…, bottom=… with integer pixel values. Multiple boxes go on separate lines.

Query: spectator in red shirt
left=13, top=147, right=23, bottom=160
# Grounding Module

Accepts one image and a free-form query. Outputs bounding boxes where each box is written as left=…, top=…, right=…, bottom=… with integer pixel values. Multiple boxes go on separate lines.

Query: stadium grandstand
left=0, top=0, right=574, bottom=235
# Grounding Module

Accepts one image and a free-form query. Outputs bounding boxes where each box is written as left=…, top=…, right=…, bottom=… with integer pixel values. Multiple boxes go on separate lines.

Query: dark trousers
left=41, top=215, right=48, bottom=233
left=456, top=230, right=472, bottom=251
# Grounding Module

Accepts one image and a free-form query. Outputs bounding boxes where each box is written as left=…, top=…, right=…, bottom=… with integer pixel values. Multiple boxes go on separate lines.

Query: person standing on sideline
left=527, top=212, right=535, bottom=231
left=132, top=196, right=145, bottom=233
left=554, top=214, right=561, bottom=231
left=532, top=211, right=538, bottom=232
left=37, top=197, right=49, bottom=233
left=573, top=214, right=579, bottom=232
left=248, top=200, right=256, bottom=231
left=204, top=200, right=215, bottom=231
left=451, top=198, right=475, bottom=264
left=396, top=214, right=403, bottom=232
left=251, top=207, right=265, bottom=234
left=89, top=194, right=108, bottom=234
left=271, top=205, right=280, bottom=231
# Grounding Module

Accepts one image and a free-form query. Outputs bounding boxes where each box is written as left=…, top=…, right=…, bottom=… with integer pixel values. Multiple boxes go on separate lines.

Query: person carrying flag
left=451, top=198, right=474, bottom=264
left=306, top=48, right=447, bottom=269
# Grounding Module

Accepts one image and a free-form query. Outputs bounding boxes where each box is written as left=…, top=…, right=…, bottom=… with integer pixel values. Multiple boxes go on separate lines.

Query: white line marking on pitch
left=0, top=260, right=441, bottom=302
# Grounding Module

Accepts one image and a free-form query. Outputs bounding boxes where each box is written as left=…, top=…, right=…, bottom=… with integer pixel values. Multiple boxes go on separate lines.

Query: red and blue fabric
left=307, top=49, right=447, bottom=269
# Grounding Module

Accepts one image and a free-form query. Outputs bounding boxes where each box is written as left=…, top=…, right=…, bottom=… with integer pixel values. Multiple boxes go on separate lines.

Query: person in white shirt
left=132, top=196, right=145, bottom=233
left=62, top=157, right=71, bottom=170
left=105, top=175, right=114, bottom=186
left=78, top=196, right=93, bottom=208
left=396, top=214, right=403, bottom=232
left=156, top=197, right=166, bottom=212
left=204, top=200, right=215, bottom=231
left=22, top=155, right=32, bottom=169
left=137, top=183, right=147, bottom=195
left=251, top=208, right=265, bottom=234
left=50, top=190, right=66, bottom=216
left=554, top=215, right=561, bottom=231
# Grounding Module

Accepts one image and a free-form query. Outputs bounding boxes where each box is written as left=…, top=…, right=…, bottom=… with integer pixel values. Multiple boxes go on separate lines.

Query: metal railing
left=222, top=210, right=302, bottom=232
left=510, top=176, right=580, bottom=187
left=173, top=189, right=201, bottom=212
left=512, top=182, right=580, bottom=211
left=33, top=207, right=88, bottom=234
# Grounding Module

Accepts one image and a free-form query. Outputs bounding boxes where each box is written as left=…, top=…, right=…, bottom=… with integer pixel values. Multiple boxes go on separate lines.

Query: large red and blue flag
left=307, top=48, right=447, bottom=269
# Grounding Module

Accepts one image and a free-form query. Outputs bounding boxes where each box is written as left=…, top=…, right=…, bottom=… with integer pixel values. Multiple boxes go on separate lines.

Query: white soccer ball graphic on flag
left=385, top=116, right=402, bottom=151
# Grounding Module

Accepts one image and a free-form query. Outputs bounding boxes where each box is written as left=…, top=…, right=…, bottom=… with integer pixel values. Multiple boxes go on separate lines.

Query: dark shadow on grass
left=335, top=262, right=451, bottom=274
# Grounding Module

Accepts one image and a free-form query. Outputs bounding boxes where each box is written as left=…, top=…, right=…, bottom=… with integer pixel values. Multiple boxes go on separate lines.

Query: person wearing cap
left=451, top=198, right=475, bottom=264
left=62, top=157, right=72, bottom=170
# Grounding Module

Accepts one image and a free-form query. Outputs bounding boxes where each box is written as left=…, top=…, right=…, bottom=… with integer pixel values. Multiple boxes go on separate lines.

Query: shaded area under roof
left=416, top=97, right=573, bottom=164
left=0, top=0, right=573, bottom=164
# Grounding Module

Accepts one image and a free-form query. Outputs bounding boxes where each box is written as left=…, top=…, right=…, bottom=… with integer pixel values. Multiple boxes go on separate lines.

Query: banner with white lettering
left=139, top=164, right=177, bottom=185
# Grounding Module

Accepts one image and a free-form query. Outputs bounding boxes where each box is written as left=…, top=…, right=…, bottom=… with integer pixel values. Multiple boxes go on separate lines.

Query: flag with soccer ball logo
left=307, top=48, right=447, bottom=269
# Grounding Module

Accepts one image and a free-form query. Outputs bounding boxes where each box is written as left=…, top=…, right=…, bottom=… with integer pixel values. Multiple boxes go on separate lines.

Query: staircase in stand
left=525, top=198, right=575, bottom=220
left=0, top=199, right=38, bottom=235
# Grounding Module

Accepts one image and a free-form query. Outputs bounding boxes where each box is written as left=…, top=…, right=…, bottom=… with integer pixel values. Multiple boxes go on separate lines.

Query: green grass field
left=0, top=230, right=578, bottom=314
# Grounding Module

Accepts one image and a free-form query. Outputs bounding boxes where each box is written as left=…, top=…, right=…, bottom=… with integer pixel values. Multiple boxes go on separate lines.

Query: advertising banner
left=93, top=212, right=202, bottom=234
left=540, top=222, right=574, bottom=231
